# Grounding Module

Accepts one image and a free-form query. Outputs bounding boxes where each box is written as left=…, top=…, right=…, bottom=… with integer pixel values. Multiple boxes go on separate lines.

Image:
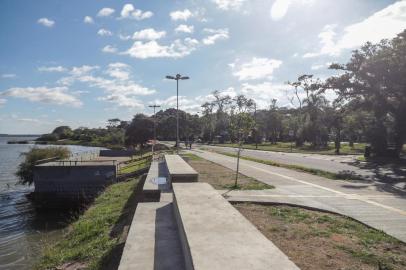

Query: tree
left=107, top=118, right=121, bottom=128
left=327, top=30, right=406, bottom=157
left=229, top=95, right=255, bottom=187
left=52, top=126, right=73, bottom=139
left=125, top=114, right=154, bottom=148
left=16, top=147, right=70, bottom=185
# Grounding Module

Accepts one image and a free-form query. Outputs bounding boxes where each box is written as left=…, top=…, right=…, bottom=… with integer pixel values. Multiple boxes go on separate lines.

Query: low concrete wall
left=33, top=165, right=116, bottom=199
left=99, top=149, right=137, bottom=157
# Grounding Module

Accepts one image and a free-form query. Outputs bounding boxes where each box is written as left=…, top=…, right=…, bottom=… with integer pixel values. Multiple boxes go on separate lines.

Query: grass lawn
left=214, top=151, right=364, bottom=181
left=118, top=156, right=151, bottom=175
left=182, top=153, right=274, bottom=190
left=216, top=142, right=367, bottom=155
left=235, top=203, right=406, bottom=270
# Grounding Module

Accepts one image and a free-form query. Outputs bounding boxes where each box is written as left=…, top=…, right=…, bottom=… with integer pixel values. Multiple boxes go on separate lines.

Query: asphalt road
left=197, top=144, right=406, bottom=191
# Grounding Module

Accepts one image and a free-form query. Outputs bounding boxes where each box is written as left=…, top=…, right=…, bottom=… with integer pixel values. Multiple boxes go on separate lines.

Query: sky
left=1, top=0, right=406, bottom=134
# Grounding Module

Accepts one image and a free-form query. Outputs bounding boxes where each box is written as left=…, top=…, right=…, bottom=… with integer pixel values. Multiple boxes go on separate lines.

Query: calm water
left=0, top=136, right=102, bottom=269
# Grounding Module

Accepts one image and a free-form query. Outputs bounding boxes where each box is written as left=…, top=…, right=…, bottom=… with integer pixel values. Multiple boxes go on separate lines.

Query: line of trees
left=40, top=30, right=406, bottom=158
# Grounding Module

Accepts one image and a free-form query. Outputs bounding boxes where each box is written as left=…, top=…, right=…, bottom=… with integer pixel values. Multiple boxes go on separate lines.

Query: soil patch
left=234, top=203, right=406, bottom=270
left=182, top=154, right=273, bottom=190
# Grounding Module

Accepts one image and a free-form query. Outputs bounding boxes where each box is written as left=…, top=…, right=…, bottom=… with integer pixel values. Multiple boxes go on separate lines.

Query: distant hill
left=0, top=134, right=41, bottom=137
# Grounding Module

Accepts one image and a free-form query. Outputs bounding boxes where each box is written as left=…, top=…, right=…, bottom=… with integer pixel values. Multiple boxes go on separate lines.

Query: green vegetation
left=215, top=142, right=366, bottom=155
left=182, top=153, right=274, bottom=190
left=35, top=176, right=141, bottom=270
left=118, top=156, right=151, bottom=175
left=16, top=147, right=70, bottom=185
left=235, top=204, right=406, bottom=270
left=215, top=150, right=363, bottom=181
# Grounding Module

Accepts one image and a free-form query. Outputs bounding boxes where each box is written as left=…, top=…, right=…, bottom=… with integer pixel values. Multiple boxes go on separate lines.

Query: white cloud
left=1, top=74, right=16, bottom=79
left=105, top=63, right=131, bottom=80
left=83, top=16, right=94, bottom=24
left=38, top=66, right=67, bottom=72
left=304, top=1, right=406, bottom=58
left=212, top=0, right=247, bottom=10
left=1, top=87, right=82, bottom=107
left=123, top=38, right=199, bottom=59
left=120, top=4, right=153, bottom=20
left=57, top=64, right=155, bottom=109
left=97, top=7, right=115, bottom=17
left=175, top=24, right=194, bottom=33
left=170, top=9, right=193, bottom=21
left=270, top=0, right=315, bottom=21
left=102, top=45, right=118, bottom=53
left=202, top=28, right=229, bottom=45
left=119, top=34, right=132, bottom=41
left=270, top=0, right=292, bottom=21
left=241, top=82, right=294, bottom=108
left=0, top=98, right=6, bottom=105
left=37, top=18, right=55, bottom=27
left=132, top=28, right=166, bottom=40
left=230, top=57, right=282, bottom=81
left=153, top=95, right=202, bottom=114
left=97, top=28, right=113, bottom=36
left=69, top=65, right=99, bottom=77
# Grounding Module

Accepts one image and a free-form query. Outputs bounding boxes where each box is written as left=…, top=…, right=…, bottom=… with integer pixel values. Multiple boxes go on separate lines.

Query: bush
left=37, top=133, right=59, bottom=141
left=16, top=147, right=71, bottom=185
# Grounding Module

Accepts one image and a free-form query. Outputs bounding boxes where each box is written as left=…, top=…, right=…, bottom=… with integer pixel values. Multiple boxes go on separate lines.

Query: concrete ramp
left=173, top=183, right=299, bottom=270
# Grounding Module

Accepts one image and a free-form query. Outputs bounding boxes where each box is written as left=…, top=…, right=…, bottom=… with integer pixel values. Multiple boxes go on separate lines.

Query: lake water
left=0, top=136, right=102, bottom=269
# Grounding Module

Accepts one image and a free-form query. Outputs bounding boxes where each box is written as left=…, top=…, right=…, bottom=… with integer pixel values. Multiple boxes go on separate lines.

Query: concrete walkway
left=188, top=149, right=406, bottom=243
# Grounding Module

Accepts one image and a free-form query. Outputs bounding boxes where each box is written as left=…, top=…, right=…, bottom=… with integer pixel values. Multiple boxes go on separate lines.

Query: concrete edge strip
left=172, top=192, right=195, bottom=270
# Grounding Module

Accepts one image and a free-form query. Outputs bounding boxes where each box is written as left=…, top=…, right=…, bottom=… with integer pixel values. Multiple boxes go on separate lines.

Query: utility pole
left=254, top=102, right=258, bottom=149
left=149, top=104, right=161, bottom=155
left=165, top=74, right=189, bottom=154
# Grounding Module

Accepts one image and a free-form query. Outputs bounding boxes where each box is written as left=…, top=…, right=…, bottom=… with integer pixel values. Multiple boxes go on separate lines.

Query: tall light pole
left=149, top=104, right=161, bottom=155
left=165, top=74, right=189, bottom=154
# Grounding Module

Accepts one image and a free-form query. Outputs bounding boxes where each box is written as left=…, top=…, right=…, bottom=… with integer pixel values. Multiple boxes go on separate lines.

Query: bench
left=172, top=183, right=299, bottom=270
left=165, top=155, right=198, bottom=183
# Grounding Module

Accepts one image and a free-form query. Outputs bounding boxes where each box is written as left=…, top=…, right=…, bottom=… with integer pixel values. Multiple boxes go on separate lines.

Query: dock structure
left=119, top=154, right=299, bottom=270
left=33, top=150, right=133, bottom=201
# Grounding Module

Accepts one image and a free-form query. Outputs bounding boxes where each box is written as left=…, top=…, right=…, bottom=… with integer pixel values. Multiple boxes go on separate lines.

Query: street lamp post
left=165, top=74, right=189, bottom=154
left=149, top=104, right=161, bottom=155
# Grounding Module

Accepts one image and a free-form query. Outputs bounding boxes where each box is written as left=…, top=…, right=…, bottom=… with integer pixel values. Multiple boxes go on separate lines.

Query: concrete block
left=173, top=182, right=299, bottom=270
left=118, top=198, right=185, bottom=270
left=165, top=155, right=198, bottom=183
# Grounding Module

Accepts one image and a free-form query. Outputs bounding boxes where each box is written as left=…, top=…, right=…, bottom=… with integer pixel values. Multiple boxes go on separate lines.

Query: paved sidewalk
left=188, top=149, right=406, bottom=243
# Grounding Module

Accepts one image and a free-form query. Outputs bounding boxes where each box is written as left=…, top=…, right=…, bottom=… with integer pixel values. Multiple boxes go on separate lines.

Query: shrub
left=16, top=147, right=71, bottom=185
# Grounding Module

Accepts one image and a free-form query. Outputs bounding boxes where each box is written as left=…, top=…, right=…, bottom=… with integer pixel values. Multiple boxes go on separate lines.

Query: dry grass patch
left=182, top=154, right=274, bottom=190
left=234, top=203, right=406, bottom=270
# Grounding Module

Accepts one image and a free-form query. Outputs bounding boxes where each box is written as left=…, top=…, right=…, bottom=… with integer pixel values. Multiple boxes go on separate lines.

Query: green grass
left=216, top=151, right=364, bottom=181
left=35, top=178, right=141, bottom=270
left=222, top=181, right=274, bottom=190
left=215, top=142, right=367, bottom=155
left=118, top=156, right=151, bottom=175
left=235, top=203, right=406, bottom=269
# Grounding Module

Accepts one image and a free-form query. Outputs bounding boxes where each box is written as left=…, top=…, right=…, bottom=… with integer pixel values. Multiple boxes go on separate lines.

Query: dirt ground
left=182, top=154, right=273, bottom=190
left=235, top=203, right=406, bottom=270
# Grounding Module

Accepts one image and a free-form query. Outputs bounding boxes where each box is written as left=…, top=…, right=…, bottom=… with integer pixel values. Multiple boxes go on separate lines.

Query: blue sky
left=1, top=0, right=405, bottom=134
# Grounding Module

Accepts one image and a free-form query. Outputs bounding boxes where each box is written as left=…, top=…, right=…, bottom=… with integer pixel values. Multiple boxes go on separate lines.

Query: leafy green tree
left=327, top=30, right=406, bottom=156
left=125, top=114, right=154, bottom=148
left=52, top=126, right=73, bottom=139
